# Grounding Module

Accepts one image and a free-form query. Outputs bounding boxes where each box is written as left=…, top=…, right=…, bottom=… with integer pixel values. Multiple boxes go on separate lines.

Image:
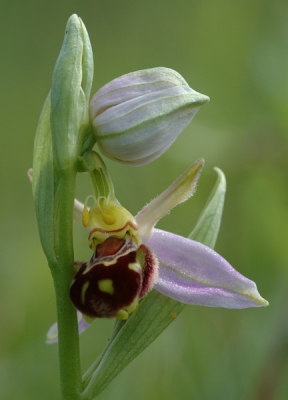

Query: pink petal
left=144, top=229, right=268, bottom=309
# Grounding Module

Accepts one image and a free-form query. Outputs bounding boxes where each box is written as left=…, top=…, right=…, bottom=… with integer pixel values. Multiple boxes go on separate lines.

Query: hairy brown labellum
left=70, top=236, right=158, bottom=319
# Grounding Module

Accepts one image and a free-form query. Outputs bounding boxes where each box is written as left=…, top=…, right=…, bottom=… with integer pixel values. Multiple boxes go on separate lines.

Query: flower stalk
left=52, top=172, right=83, bottom=400
left=32, top=14, right=93, bottom=400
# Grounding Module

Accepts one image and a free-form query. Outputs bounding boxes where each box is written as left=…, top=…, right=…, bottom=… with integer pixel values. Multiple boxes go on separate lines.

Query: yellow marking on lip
left=125, top=297, right=139, bottom=314
left=128, top=263, right=141, bottom=274
left=116, top=309, right=129, bottom=320
left=98, top=279, right=114, bottom=294
left=81, top=281, right=90, bottom=305
left=116, top=297, right=139, bottom=320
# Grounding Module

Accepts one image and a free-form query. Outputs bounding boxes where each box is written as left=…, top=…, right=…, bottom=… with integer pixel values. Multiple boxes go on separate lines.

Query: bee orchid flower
left=46, top=156, right=268, bottom=343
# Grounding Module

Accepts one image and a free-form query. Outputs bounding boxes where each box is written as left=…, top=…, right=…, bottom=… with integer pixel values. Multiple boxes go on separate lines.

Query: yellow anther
left=82, top=204, right=90, bottom=227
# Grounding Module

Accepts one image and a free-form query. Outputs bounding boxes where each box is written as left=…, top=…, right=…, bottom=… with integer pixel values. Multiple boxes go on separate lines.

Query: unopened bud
left=90, top=68, right=209, bottom=166
left=51, top=14, right=93, bottom=171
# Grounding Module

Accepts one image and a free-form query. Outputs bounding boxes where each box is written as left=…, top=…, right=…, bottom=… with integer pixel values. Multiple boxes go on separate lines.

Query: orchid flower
left=47, top=155, right=268, bottom=343
left=32, top=15, right=269, bottom=400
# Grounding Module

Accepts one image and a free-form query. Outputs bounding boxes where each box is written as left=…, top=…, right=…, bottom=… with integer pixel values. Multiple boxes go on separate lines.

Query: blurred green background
left=1, top=0, right=288, bottom=399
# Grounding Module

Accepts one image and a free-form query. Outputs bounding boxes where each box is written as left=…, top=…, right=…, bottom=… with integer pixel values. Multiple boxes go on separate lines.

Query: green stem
left=51, top=170, right=83, bottom=400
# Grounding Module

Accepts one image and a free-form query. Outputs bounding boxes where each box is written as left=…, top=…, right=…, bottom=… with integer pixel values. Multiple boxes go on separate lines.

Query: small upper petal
left=144, top=229, right=268, bottom=309
left=136, top=158, right=204, bottom=239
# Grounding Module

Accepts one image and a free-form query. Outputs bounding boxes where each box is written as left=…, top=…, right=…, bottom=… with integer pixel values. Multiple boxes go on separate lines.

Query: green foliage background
left=1, top=1, right=288, bottom=399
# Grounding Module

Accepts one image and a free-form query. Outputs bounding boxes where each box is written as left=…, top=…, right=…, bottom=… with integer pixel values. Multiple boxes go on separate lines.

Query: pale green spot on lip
left=116, top=297, right=139, bottom=320
left=98, top=279, right=114, bottom=294
left=128, top=262, right=141, bottom=273
left=81, top=281, right=90, bottom=305
left=116, top=309, right=129, bottom=320
left=124, top=297, right=139, bottom=314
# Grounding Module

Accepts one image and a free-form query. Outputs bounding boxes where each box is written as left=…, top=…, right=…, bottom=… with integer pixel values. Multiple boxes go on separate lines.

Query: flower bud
left=90, top=68, right=209, bottom=166
left=51, top=14, right=93, bottom=171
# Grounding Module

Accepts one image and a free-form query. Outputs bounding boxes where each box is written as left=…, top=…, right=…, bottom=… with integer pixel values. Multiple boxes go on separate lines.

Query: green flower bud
left=90, top=68, right=209, bottom=166
left=51, top=14, right=93, bottom=171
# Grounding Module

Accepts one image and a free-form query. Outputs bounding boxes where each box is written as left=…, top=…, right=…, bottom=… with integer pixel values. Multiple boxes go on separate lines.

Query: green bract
left=90, top=68, right=209, bottom=165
